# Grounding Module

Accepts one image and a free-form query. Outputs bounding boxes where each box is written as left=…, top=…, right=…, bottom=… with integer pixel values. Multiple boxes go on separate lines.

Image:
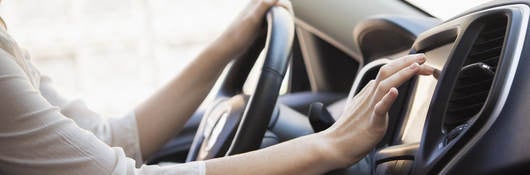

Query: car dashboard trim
left=440, top=4, right=529, bottom=173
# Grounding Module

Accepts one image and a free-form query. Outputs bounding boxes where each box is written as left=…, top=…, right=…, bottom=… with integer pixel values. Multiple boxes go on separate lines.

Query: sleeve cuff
left=109, top=111, right=144, bottom=168
left=197, top=161, right=206, bottom=175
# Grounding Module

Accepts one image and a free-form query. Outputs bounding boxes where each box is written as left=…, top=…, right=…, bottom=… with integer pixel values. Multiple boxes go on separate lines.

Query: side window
left=296, top=28, right=360, bottom=94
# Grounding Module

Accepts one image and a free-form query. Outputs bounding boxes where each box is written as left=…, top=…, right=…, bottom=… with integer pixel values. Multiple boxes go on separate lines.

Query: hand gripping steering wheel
left=186, top=6, right=294, bottom=161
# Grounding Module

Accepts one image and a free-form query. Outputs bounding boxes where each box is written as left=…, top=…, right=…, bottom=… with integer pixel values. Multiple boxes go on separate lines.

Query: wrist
left=310, top=131, right=351, bottom=169
left=207, top=1, right=276, bottom=62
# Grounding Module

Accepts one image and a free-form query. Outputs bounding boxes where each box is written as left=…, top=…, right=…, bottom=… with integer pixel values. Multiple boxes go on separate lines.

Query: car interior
left=147, top=0, right=530, bottom=174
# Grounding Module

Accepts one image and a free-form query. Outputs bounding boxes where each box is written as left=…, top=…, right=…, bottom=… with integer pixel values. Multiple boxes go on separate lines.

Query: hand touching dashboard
left=321, top=54, right=436, bottom=167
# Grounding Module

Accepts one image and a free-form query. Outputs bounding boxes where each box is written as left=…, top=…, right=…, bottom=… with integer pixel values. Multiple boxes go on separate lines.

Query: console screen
left=400, top=43, right=454, bottom=144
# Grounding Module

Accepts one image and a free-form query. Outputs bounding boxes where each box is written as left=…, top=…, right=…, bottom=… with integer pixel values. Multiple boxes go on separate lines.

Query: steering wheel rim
left=186, top=6, right=294, bottom=161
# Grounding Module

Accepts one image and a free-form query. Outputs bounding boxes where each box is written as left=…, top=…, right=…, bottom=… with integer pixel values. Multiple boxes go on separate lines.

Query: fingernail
left=433, top=69, right=441, bottom=79
left=390, top=87, right=399, bottom=95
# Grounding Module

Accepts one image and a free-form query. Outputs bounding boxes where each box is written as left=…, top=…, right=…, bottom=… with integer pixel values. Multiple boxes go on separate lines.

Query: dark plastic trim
left=353, top=16, right=440, bottom=62
left=411, top=3, right=528, bottom=174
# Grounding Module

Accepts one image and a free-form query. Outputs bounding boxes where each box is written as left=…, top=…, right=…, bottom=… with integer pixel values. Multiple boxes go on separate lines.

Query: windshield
left=406, top=0, right=493, bottom=20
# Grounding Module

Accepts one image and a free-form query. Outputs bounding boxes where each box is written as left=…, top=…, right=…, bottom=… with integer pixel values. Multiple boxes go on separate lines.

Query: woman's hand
left=214, top=0, right=293, bottom=58
left=320, top=54, right=436, bottom=167
left=205, top=54, right=437, bottom=175
left=134, top=0, right=293, bottom=159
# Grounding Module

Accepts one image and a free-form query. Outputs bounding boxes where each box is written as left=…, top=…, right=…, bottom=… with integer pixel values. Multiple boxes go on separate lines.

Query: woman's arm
left=134, top=0, right=290, bottom=159
left=205, top=54, right=436, bottom=174
left=0, top=42, right=433, bottom=175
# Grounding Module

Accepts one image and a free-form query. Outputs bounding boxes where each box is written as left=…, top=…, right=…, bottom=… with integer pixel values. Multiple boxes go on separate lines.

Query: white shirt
left=0, top=21, right=206, bottom=175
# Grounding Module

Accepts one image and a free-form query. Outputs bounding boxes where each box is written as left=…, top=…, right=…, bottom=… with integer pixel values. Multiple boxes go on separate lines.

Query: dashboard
left=400, top=42, right=453, bottom=145
left=411, top=3, right=529, bottom=174
left=147, top=1, right=530, bottom=174
left=323, top=1, right=530, bottom=174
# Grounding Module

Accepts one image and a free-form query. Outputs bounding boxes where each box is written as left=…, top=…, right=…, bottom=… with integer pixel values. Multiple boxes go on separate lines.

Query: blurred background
left=0, top=0, right=246, bottom=117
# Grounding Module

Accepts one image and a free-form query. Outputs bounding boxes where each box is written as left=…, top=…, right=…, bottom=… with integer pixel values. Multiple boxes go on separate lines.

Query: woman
left=0, top=0, right=435, bottom=174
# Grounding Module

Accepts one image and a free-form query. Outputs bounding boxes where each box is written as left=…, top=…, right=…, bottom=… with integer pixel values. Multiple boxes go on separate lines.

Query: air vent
left=443, top=16, right=508, bottom=135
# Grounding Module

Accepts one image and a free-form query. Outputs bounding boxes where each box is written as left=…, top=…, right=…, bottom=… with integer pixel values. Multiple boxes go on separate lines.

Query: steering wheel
left=186, top=6, right=294, bottom=161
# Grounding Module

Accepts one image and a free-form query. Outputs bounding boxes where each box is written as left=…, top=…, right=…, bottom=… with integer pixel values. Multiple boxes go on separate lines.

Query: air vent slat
left=443, top=16, right=507, bottom=134
left=453, top=79, right=493, bottom=92
left=480, top=26, right=506, bottom=38
left=468, top=46, right=502, bottom=58
left=447, top=103, right=485, bottom=115
left=482, top=57, right=500, bottom=66
left=473, top=36, right=505, bottom=49
left=446, top=103, right=485, bottom=125
left=450, top=91, right=489, bottom=104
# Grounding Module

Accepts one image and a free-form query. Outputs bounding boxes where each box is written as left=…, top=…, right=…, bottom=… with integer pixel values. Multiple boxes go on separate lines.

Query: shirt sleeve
left=0, top=48, right=206, bottom=174
left=39, top=74, right=144, bottom=166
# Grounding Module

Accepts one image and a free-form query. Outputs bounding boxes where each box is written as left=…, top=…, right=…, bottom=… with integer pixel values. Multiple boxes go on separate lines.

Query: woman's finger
left=344, top=80, right=375, bottom=114
left=376, top=54, right=426, bottom=80
left=356, top=80, right=375, bottom=97
left=253, top=0, right=280, bottom=17
left=372, top=87, right=399, bottom=124
left=347, top=80, right=375, bottom=106
left=276, top=0, right=293, bottom=12
left=373, top=63, right=420, bottom=102
left=417, top=64, right=436, bottom=76
left=260, top=0, right=280, bottom=6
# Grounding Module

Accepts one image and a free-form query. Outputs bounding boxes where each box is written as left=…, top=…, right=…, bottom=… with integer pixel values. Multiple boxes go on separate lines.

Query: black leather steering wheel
left=186, top=6, right=294, bottom=161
